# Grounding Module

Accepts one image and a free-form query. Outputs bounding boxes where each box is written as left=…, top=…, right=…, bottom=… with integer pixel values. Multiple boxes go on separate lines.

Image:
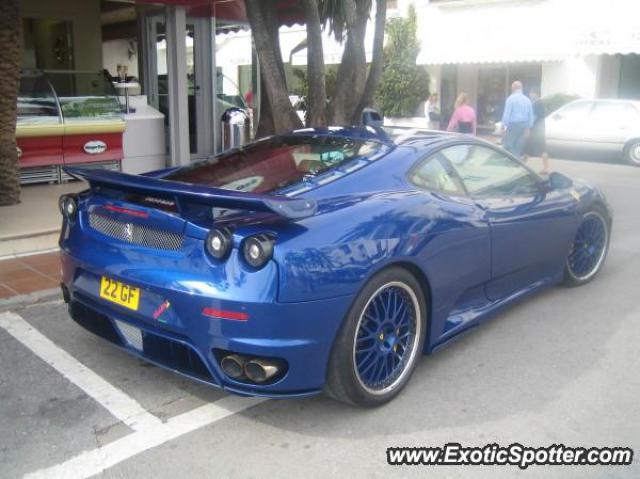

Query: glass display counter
left=16, top=70, right=125, bottom=184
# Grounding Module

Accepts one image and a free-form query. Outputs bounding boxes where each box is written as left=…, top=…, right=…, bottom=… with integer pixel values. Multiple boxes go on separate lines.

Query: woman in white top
left=425, top=93, right=440, bottom=130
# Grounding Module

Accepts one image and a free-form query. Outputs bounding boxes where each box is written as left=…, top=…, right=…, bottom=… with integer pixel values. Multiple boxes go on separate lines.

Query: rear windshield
left=166, top=135, right=386, bottom=194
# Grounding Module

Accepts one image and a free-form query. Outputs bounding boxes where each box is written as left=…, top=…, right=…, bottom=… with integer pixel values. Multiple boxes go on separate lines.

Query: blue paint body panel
left=60, top=128, right=612, bottom=397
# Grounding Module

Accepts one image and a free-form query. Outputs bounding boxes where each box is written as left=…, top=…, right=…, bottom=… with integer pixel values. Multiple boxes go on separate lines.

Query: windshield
left=166, top=135, right=387, bottom=194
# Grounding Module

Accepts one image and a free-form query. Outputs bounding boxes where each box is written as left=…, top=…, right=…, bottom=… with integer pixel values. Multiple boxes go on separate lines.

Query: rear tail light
left=202, top=307, right=249, bottom=321
left=205, top=227, right=233, bottom=259
left=103, top=204, right=149, bottom=218
left=59, top=195, right=78, bottom=221
left=242, top=234, right=275, bottom=269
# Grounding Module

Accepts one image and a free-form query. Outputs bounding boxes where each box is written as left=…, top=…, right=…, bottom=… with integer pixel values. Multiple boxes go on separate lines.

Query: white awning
left=416, top=0, right=640, bottom=65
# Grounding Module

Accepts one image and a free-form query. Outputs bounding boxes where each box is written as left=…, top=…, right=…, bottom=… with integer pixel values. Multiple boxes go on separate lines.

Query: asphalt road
left=1, top=157, right=639, bottom=479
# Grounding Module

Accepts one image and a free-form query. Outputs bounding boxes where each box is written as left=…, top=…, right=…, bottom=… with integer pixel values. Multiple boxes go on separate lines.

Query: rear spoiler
left=64, top=167, right=317, bottom=220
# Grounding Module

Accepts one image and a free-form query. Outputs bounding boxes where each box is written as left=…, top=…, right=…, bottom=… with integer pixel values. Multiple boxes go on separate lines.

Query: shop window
left=508, top=64, right=542, bottom=96
left=476, top=63, right=542, bottom=128
left=477, top=66, right=507, bottom=127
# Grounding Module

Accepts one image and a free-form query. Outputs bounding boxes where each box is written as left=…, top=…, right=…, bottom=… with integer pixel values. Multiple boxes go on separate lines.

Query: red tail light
left=104, top=204, right=149, bottom=218
left=202, top=307, right=249, bottom=321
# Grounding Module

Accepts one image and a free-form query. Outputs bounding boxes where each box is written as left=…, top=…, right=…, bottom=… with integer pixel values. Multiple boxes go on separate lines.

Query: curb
left=0, top=287, right=62, bottom=311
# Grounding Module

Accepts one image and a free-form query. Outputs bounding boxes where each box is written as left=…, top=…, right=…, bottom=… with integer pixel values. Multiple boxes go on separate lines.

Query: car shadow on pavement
left=241, top=247, right=636, bottom=439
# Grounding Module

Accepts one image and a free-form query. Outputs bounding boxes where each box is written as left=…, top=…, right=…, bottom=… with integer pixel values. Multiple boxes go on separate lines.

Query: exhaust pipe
left=244, top=358, right=282, bottom=383
left=220, top=354, right=248, bottom=379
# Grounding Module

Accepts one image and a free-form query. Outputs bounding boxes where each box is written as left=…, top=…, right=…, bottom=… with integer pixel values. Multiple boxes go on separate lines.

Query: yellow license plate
left=100, top=276, right=140, bottom=311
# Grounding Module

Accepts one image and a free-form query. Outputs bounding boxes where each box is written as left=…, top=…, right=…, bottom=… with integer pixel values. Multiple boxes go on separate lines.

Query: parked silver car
left=546, top=99, right=640, bottom=166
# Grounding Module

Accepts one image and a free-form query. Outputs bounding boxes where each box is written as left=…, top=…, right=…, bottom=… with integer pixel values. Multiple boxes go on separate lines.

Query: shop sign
left=84, top=140, right=108, bottom=155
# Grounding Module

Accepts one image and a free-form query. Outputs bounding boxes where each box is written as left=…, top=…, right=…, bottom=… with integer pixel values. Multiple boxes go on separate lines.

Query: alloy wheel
left=352, top=281, right=422, bottom=396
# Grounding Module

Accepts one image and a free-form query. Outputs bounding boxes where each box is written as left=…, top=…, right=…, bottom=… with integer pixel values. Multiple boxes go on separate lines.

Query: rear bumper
left=60, top=251, right=355, bottom=398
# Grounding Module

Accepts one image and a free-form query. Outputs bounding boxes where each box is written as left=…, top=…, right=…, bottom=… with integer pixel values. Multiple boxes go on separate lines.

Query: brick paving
left=0, top=251, right=61, bottom=299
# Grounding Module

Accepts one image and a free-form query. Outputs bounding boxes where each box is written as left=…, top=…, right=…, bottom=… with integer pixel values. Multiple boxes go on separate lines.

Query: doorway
left=145, top=14, right=214, bottom=160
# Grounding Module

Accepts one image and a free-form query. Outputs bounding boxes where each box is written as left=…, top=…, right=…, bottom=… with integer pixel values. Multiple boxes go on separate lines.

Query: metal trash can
left=221, top=107, right=250, bottom=151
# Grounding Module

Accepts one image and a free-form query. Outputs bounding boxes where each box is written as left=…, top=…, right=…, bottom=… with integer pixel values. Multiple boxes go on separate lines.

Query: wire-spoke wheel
left=353, top=282, right=421, bottom=395
left=564, top=210, right=610, bottom=285
left=325, top=267, right=426, bottom=407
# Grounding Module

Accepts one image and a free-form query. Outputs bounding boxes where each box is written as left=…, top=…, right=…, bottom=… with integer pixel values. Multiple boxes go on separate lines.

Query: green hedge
left=374, top=5, right=429, bottom=117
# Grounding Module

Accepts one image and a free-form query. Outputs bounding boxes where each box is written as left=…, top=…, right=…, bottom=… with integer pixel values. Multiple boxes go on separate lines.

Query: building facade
left=416, top=0, right=640, bottom=130
left=16, top=0, right=640, bottom=169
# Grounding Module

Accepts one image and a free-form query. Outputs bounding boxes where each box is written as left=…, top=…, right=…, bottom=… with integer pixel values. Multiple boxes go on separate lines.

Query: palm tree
left=0, top=0, right=22, bottom=206
left=245, top=0, right=304, bottom=135
left=245, top=0, right=386, bottom=135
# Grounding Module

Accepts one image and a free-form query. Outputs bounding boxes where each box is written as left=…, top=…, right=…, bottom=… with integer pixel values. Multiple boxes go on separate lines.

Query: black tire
left=325, top=267, right=427, bottom=407
left=563, top=207, right=610, bottom=286
left=623, top=139, right=640, bottom=167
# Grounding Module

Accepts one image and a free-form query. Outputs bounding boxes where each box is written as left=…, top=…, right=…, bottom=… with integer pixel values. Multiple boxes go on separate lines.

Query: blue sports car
left=59, top=127, right=612, bottom=407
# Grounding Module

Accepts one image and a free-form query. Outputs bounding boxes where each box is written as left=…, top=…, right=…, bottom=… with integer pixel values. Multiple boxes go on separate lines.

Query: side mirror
left=547, top=171, right=574, bottom=190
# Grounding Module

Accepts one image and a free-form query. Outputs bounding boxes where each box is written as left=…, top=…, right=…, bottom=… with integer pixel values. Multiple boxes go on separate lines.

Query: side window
left=409, top=154, right=465, bottom=195
left=554, top=101, right=593, bottom=121
left=590, top=102, right=639, bottom=127
left=442, top=145, right=540, bottom=197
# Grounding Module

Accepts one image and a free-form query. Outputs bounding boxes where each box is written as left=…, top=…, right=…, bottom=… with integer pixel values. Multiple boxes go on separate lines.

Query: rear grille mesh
left=88, top=213, right=184, bottom=250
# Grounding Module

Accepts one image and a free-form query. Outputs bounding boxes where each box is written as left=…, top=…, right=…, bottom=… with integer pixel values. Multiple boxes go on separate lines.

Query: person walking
left=425, top=93, right=440, bottom=130
left=526, top=90, right=550, bottom=174
left=447, top=92, right=476, bottom=135
left=501, top=81, right=534, bottom=159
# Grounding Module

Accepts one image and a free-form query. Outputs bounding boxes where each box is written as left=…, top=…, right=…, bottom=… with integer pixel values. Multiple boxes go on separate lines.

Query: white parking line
left=25, top=395, right=268, bottom=479
left=1, top=310, right=270, bottom=477
left=0, top=311, right=161, bottom=431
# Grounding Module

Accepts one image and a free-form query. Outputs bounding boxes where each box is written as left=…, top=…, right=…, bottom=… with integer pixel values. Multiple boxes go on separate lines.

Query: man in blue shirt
left=501, top=81, right=534, bottom=159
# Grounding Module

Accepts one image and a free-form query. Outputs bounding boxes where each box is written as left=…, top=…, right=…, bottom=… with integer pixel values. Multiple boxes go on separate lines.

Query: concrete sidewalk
left=0, top=182, right=84, bottom=257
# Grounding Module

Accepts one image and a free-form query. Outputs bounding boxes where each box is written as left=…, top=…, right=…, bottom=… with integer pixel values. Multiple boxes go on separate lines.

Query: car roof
left=289, top=126, right=467, bottom=149
left=566, top=98, right=640, bottom=108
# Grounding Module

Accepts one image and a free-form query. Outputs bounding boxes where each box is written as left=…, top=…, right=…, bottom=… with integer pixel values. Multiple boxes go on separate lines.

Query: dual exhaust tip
left=220, top=354, right=284, bottom=384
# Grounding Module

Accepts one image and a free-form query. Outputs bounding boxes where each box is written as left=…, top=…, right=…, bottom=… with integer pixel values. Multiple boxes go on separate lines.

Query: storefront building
left=17, top=0, right=279, bottom=183
left=17, top=0, right=640, bottom=176
left=417, top=0, right=640, bottom=131
left=17, top=0, right=387, bottom=185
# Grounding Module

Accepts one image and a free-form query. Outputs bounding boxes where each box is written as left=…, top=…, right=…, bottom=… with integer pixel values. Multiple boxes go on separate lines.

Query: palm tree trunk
left=0, top=0, right=22, bottom=206
left=328, top=0, right=369, bottom=125
left=301, top=0, right=327, bottom=127
left=352, top=0, right=386, bottom=124
left=256, top=74, right=276, bottom=138
left=246, top=0, right=303, bottom=135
